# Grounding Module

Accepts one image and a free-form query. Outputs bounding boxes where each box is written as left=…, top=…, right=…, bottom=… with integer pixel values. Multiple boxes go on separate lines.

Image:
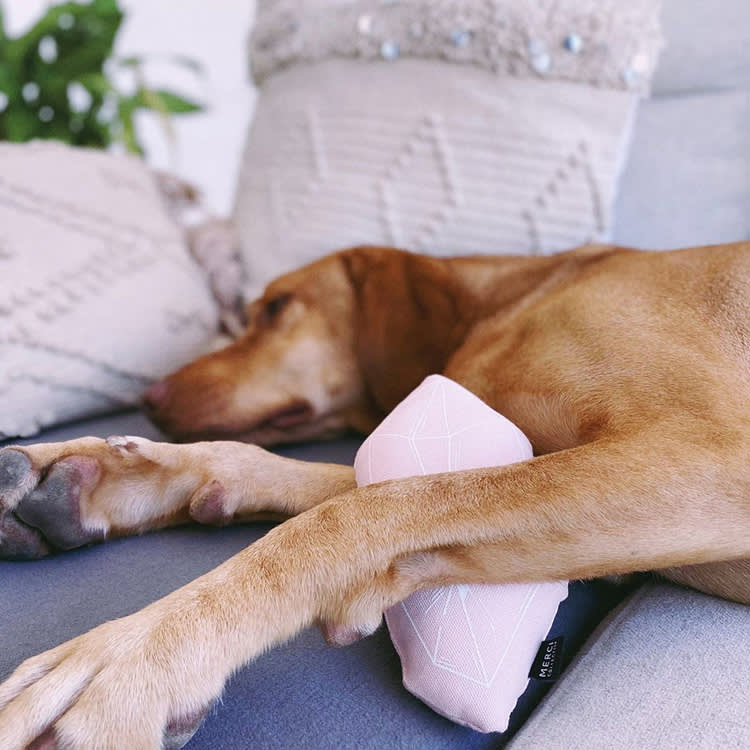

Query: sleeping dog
left=0, top=243, right=748, bottom=748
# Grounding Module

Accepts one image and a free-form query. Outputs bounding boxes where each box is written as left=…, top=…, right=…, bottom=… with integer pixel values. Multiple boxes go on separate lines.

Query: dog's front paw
left=0, top=437, right=212, bottom=560
left=0, top=606, right=222, bottom=750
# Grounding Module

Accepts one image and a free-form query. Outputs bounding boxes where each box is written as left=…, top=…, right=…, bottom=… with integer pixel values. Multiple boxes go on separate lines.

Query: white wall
left=4, top=0, right=257, bottom=216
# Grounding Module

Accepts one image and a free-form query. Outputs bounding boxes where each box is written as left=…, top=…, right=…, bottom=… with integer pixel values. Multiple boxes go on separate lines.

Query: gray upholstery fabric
left=1, top=411, right=631, bottom=749
left=613, top=89, right=750, bottom=249
left=653, top=0, right=750, bottom=95
left=612, top=0, right=750, bottom=250
left=506, top=583, right=750, bottom=750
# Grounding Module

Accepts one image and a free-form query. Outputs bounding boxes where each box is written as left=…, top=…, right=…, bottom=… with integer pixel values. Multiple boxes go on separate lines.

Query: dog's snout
left=142, top=380, right=169, bottom=411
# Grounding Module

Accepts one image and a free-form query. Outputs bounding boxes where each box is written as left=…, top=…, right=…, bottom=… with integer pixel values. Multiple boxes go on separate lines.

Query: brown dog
left=0, top=243, right=749, bottom=748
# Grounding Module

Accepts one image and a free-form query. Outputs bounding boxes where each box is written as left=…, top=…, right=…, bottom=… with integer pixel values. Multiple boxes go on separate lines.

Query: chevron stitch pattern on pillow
left=0, top=141, right=218, bottom=439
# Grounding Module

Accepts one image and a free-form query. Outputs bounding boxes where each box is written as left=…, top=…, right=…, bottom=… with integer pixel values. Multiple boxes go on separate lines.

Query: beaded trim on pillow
left=251, top=0, right=663, bottom=94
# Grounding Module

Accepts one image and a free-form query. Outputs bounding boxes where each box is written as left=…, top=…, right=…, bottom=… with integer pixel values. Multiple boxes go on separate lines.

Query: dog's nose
left=142, top=380, right=169, bottom=411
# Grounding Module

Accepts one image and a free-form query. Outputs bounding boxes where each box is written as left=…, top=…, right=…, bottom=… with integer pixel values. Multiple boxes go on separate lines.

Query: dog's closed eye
left=259, top=293, right=293, bottom=326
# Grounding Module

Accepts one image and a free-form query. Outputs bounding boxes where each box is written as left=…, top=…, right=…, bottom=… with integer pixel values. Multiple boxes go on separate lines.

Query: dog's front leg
left=1, top=434, right=747, bottom=748
left=0, top=438, right=354, bottom=558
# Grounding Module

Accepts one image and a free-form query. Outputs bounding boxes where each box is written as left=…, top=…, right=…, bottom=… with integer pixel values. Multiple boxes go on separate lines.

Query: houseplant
left=0, top=0, right=202, bottom=155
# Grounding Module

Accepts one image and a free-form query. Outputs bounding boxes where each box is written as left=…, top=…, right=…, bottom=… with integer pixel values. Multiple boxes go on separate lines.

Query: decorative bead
left=531, top=54, right=551, bottom=73
left=622, top=67, right=638, bottom=87
left=450, top=29, right=471, bottom=48
left=623, top=51, right=650, bottom=86
left=563, top=33, right=583, bottom=53
left=631, top=51, right=649, bottom=73
left=531, top=53, right=551, bottom=73
left=528, top=40, right=551, bottom=74
left=528, top=39, right=546, bottom=56
left=380, top=39, right=400, bottom=60
left=357, top=14, right=373, bottom=35
left=250, top=3, right=661, bottom=91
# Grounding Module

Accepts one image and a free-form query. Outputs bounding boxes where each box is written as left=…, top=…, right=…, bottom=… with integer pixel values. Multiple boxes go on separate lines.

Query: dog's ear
left=340, top=247, right=472, bottom=414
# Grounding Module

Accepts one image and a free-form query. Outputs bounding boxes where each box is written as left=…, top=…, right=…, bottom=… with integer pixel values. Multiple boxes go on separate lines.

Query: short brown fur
left=0, top=243, right=748, bottom=748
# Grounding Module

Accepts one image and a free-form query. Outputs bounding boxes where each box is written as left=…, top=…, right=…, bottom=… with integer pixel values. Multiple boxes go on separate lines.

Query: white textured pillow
left=235, top=0, right=663, bottom=292
left=0, top=141, right=219, bottom=439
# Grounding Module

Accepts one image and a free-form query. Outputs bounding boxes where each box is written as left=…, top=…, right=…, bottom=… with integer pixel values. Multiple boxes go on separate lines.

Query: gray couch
left=2, top=1, right=749, bottom=748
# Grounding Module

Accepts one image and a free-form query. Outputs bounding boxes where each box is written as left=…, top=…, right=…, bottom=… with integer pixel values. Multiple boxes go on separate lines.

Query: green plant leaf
left=4, top=107, right=40, bottom=141
left=115, top=55, right=145, bottom=68
left=152, top=89, right=202, bottom=114
left=0, top=62, right=17, bottom=93
left=166, top=54, right=204, bottom=74
left=115, top=53, right=203, bottom=74
left=0, top=0, right=202, bottom=153
left=116, top=98, right=143, bottom=155
left=123, top=86, right=203, bottom=115
left=7, top=0, right=124, bottom=79
left=0, top=4, right=7, bottom=47
left=124, top=86, right=176, bottom=147
left=76, top=72, right=112, bottom=97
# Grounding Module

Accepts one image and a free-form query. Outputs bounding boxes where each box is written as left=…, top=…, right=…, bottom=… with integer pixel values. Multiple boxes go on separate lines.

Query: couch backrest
left=613, top=0, right=750, bottom=249
left=653, top=0, right=750, bottom=95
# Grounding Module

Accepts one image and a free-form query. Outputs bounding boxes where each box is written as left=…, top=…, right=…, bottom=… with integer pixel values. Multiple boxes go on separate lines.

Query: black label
left=529, top=636, right=564, bottom=681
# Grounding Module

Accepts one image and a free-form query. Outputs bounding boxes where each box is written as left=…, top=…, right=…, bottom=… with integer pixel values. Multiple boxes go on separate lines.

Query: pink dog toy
left=354, top=375, right=568, bottom=733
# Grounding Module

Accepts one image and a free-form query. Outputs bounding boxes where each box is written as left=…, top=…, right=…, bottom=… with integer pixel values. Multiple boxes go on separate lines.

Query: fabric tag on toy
left=529, top=636, right=564, bottom=681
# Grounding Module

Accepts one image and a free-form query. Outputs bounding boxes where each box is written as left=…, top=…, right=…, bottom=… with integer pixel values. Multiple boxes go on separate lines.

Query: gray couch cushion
left=612, top=0, right=750, bottom=251
left=506, top=582, right=750, bottom=750
left=653, top=0, right=750, bottom=95
left=1, top=410, right=632, bottom=748
left=613, top=89, right=750, bottom=249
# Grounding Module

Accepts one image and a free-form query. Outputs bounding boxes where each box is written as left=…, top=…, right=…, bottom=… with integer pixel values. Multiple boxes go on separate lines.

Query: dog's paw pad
left=321, top=620, right=381, bottom=647
left=189, top=481, right=231, bottom=526
left=0, top=507, right=51, bottom=560
left=164, top=703, right=214, bottom=750
left=26, top=729, right=59, bottom=750
left=15, top=457, right=104, bottom=551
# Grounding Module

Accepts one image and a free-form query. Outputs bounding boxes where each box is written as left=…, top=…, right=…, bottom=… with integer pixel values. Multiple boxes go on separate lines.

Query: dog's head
left=143, top=246, right=472, bottom=445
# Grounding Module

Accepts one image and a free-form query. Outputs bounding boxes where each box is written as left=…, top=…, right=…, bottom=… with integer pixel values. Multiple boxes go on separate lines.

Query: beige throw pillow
left=235, top=0, right=663, bottom=292
left=0, top=141, right=218, bottom=439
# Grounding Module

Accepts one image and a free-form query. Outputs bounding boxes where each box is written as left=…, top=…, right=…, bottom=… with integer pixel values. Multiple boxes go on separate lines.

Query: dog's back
left=442, top=243, right=750, bottom=455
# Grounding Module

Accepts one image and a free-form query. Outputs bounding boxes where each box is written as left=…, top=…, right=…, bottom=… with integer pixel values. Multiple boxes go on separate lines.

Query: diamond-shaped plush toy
left=354, top=374, right=568, bottom=733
